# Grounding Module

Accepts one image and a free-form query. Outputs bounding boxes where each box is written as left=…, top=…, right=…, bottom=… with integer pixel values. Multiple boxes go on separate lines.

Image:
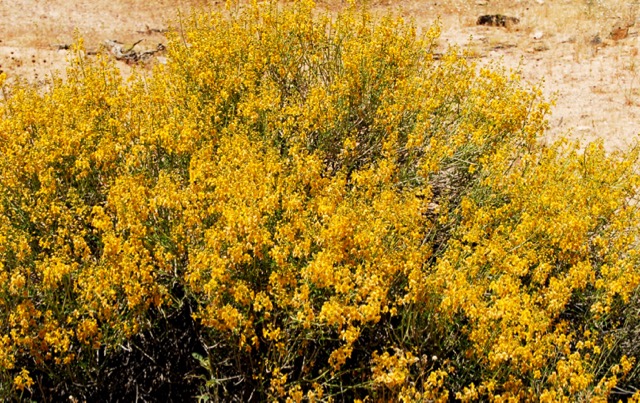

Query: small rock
left=610, top=26, right=629, bottom=41
left=477, top=14, right=520, bottom=28
left=533, top=43, right=549, bottom=52
left=559, top=35, right=577, bottom=44
left=532, top=31, right=543, bottom=40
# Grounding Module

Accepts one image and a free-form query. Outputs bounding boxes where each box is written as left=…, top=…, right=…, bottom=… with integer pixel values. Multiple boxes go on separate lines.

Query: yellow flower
left=13, top=368, right=34, bottom=391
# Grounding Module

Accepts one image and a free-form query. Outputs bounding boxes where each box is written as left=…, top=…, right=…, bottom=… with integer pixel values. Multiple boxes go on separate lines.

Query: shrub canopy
left=0, top=1, right=639, bottom=401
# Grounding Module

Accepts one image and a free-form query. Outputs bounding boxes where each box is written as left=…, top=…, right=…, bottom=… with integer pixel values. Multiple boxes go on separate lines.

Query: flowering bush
left=0, top=0, right=639, bottom=401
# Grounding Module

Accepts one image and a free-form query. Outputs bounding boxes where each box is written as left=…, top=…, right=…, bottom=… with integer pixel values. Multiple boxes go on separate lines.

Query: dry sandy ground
left=0, top=0, right=214, bottom=82
left=2, top=0, right=640, bottom=151
left=371, top=0, right=640, bottom=152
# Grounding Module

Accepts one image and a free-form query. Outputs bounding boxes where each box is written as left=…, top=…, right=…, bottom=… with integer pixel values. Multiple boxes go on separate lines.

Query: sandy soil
left=2, top=0, right=640, bottom=151
left=0, top=0, right=213, bottom=82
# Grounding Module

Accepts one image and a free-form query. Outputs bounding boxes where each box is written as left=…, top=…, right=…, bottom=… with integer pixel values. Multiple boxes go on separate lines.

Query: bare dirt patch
left=2, top=0, right=639, bottom=151
left=0, top=0, right=214, bottom=83
left=362, top=0, right=640, bottom=151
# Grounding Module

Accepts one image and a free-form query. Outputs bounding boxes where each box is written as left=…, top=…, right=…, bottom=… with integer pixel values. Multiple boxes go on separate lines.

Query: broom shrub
left=0, top=1, right=639, bottom=401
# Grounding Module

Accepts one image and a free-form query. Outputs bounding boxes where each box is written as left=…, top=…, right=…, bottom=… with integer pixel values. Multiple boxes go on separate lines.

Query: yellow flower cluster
left=371, top=349, right=418, bottom=389
left=0, top=0, right=638, bottom=400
